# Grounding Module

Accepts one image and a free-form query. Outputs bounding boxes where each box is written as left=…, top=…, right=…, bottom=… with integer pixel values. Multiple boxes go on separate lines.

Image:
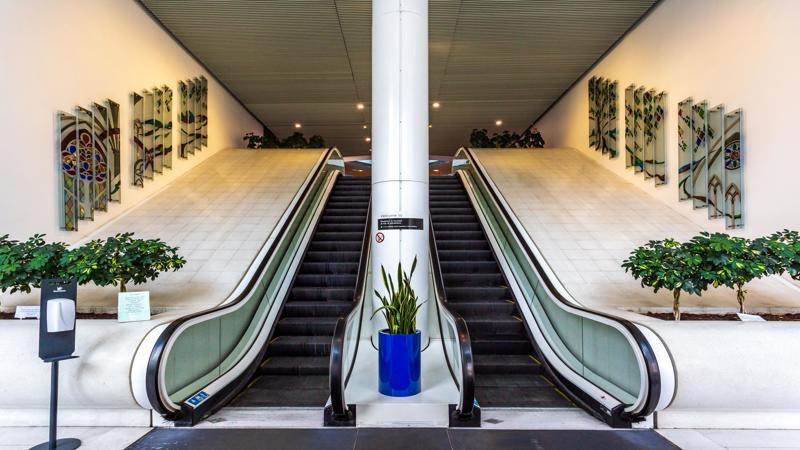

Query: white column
left=371, top=0, right=430, bottom=345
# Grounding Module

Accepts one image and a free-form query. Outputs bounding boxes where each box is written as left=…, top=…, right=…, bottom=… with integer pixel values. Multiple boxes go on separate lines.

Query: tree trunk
left=672, top=289, right=681, bottom=321
left=120, top=282, right=127, bottom=293
left=737, top=284, right=745, bottom=314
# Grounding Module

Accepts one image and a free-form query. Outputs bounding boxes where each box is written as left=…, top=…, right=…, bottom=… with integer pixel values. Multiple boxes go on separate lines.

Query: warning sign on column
left=377, top=218, right=424, bottom=230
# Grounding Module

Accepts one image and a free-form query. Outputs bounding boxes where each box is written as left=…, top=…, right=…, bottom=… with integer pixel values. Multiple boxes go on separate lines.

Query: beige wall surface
left=0, top=0, right=262, bottom=243
left=534, top=0, right=800, bottom=237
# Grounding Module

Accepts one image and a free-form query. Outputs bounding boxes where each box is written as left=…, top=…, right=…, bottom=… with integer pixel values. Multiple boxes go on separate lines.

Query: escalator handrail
left=328, top=201, right=371, bottom=419
left=457, top=147, right=664, bottom=421
left=429, top=217, right=476, bottom=418
left=145, top=147, right=339, bottom=418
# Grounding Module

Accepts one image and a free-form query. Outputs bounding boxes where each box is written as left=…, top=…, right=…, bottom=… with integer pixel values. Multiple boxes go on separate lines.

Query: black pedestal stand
left=30, top=357, right=81, bottom=450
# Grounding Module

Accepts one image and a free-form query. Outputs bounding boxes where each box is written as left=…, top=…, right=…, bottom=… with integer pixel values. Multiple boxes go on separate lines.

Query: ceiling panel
left=141, top=0, right=657, bottom=155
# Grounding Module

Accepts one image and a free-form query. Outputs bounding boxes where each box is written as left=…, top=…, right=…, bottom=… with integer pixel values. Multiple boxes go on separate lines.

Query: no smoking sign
left=375, top=232, right=385, bottom=243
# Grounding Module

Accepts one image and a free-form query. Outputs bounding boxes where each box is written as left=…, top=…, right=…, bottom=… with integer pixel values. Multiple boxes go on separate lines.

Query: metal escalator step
left=433, top=230, right=484, bottom=240
left=258, top=356, right=329, bottom=376
left=303, top=251, right=361, bottom=262
left=300, top=262, right=359, bottom=274
left=440, top=261, right=498, bottom=273
left=447, top=300, right=516, bottom=317
left=282, top=301, right=352, bottom=317
left=471, top=337, right=533, bottom=355
left=442, top=273, right=504, bottom=286
left=435, top=240, right=489, bottom=251
left=438, top=250, right=494, bottom=261
left=473, top=354, right=542, bottom=375
left=289, top=287, right=355, bottom=302
left=266, top=335, right=332, bottom=357
left=293, top=274, right=357, bottom=288
left=446, top=286, right=510, bottom=301
left=474, top=385, right=573, bottom=408
left=275, top=317, right=338, bottom=336
left=309, top=241, right=363, bottom=252
left=465, top=315, right=527, bottom=336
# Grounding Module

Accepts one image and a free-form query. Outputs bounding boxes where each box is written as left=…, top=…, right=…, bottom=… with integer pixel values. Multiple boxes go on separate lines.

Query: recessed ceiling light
left=294, top=123, right=301, bottom=128
left=365, top=137, right=371, bottom=142
left=362, top=124, right=368, bottom=129
left=432, top=102, right=440, bottom=108
left=495, top=120, right=503, bottom=126
left=428, top=124, right=432, bottom=128
left=357, top=103, right=365, bottom=110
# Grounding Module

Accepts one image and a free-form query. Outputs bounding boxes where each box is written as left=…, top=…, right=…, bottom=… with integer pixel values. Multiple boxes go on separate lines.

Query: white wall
left=534, top=0, right=800, bottom=237
left=0, top=0, right=262, bottom=243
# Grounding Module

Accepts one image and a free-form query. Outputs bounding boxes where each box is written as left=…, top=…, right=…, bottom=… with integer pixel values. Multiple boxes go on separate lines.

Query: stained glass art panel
left=589, top=76, right=597, bottom=148
left=58, top=113, right=79, bottom=231
left=654, top=92, right=667, bottom=185
left=642, top=89, right=655, bottom=178
left=624, top=85, right=635, bottom=168
left=179, top=81, right=188, bottom=158
left=143, top=91, right=154, bottom=179
left=193, top=77, right=202, bottom=152
left=187, top=80, right=196, bottom=156
left=162, top=86, right=173, bottom=168
left=200, top=76, right=208, bottom=147
left=691, top=101, right=708, bottom=208
left=153, top=88, right=164, bottom=173
left=606, top=81, right=618, bottom=158
left=76, top=107, right=95, bottom=220
left=107, top=99, right=121, bottom=202
left=724, top=110, right=743, bottom=228
left=91, top=103, right=110, bottom=211
left=677, top=98, right=693, bottom=201
left=707, top=105, right=725, bottom=219
left=132, top=92, right=145, bottom=187
left=634, top=87, right=645, bottom=173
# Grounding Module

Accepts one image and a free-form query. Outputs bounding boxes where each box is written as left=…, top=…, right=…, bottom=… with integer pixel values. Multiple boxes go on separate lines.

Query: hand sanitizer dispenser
left=47, top=298, right=75, bottom=333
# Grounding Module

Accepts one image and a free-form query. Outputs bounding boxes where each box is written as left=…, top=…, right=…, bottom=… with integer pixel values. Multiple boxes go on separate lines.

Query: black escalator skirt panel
left=429, top=176, right=573, bottom=408
left=232, top=176, right=370, bottom=407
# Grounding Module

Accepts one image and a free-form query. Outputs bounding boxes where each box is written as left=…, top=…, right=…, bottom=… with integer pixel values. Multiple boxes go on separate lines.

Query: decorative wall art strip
left=179, top=81, right=188, bottom=158
left=153, top=88, right=164, bottom=174
left=107, top=99, right=121, bottom=202
left=193, top=77, right=202, bottom=152
left=162, top=86, right=173, bottom=168
left=132, top=92, right=145, bottom=187
left=76, top=106, right=95, bottom=221
left=677, top=98, right=693, bottom=201
left=653, top=92, right=666, bottom=185
left=691, top=101, right=708, bottom=208
left=587, top=76, right=617, bottom=158
left=58, top=113, right=79, bottom=231
left=91, top=102, right=110, bottom=211
left=642, top=89, right=655, bottom=178
left=187, top=80, right=196, bottom=156
left=724, top=110, right=743, bottom=228
left=143, top=91, right=155, bottom=179
left=200, top=76, right=208, bottom=147
left=624, top=85, right=635, bottom=168
left=707, top=105, right=725, bottom=219
left=634, top=87, right=645, bottom=172
left=624, top=84, right=666, bottom=183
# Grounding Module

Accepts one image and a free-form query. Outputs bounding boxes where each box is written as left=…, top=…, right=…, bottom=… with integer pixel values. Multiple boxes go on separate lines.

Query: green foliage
left=0, top=234, right=68, bottom=294
left=372, top=257, right=424, bottom=335
left=752, top=230, right=800, bottom=281
left=688, top=232, right=766, bottom=314
left=62, top=233, right=186, bottom=293
left=243, top=130, right=326, bottom=149
left=622, top=238, right=707, bottom=320
left=469, top=127, right=545, bottom=149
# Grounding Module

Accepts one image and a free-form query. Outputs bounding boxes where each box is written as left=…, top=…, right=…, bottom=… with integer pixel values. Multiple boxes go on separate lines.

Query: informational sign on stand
left=118, top=291, right=151, bottom=323
left=14, top=305, right=40, bottom=319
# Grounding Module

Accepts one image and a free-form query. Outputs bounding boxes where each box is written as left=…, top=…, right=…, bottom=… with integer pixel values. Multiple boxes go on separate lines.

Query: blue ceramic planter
left=378, top=329, right=421, bottom=397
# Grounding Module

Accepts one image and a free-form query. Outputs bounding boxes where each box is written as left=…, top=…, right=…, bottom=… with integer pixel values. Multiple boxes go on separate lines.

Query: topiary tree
left=469, top=128, right=492, bottom=148
left=622, top=238, right=707, bottom=320
left=307, top=134, right=326, bottom=148
left=63, top=233, right=186, bottom=293
left=280, top=132, right=309, bottom=149
left=752, top=230, right=800, bottom=281
left=689, top=232, right=766, bottom=314
left=0, top=234, right=68, bottom=294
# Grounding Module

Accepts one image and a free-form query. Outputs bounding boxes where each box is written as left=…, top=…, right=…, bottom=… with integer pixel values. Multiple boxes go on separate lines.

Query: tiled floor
left=474, top=148, right=800, bottom=311
left=0, top=427, right=149, bottom=450
left=1, top=149, right=324, bottom=313
left=126, top=427, right=678, bottom=450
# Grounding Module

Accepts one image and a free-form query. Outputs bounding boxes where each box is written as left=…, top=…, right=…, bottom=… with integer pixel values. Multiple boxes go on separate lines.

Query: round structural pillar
left=371, top=0, right=430, bottom=346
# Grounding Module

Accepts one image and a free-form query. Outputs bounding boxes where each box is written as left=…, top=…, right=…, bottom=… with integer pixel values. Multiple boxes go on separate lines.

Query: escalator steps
left=430, top=176, right=573, bottom=409
left=231, top=176, right=370, bottom=408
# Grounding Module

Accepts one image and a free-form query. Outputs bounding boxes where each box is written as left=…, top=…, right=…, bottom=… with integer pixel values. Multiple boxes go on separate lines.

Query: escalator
left=430, top=176, right=572, bottom=408
left=231, top=176, right=371, bottom=407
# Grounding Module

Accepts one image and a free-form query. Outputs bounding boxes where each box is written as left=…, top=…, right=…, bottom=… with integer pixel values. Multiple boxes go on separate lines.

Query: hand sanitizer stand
left=30, top=279, right=81, bottom=450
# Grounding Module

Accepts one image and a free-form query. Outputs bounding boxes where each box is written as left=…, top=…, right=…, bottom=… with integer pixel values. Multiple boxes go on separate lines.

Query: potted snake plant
left=372, top=256, right=424, bottom=396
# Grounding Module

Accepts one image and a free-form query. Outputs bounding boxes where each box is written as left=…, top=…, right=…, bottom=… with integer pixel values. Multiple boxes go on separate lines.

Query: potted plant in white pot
left=372, top=256, right=424, bottom=396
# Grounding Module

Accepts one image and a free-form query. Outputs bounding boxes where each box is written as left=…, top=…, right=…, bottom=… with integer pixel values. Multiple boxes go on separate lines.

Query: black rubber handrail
left=145, top=147, right=337, bottom=420
left=429, top=217, right=477, bottom=421
left=327, top=202, right=371, bottom=425
left=459, top=147, right=662, bottom=424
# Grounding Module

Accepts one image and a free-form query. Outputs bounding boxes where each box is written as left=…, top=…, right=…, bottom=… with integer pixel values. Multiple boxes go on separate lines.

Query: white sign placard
left=14, top=305, right=40, bottom=319
left=118, top=291, right=151, bottom=323
left=737, top=313, right=766, bottom=322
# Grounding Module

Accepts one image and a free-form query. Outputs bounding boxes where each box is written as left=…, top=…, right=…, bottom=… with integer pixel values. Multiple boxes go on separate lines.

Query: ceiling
left=140, top=0, right=658, bottom=155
